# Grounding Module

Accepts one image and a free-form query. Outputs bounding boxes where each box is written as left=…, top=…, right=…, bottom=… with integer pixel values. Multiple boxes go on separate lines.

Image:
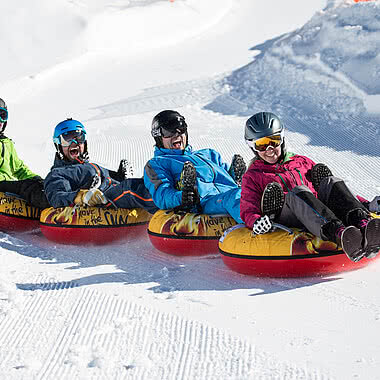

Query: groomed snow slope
left=2, top=0, right=380, bottom=379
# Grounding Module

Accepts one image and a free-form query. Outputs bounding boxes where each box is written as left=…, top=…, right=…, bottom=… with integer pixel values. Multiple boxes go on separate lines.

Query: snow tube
left=0, top=192, right=41, bottom=232
left=219, top=224, right=379, bottom=277
left=148, top=209, right=237, bottom=256
left=40, top=205, right=151, bottom=245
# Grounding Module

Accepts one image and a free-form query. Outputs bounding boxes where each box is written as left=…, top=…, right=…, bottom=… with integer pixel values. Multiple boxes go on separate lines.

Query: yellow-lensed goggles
left=247, top=133, right=284, bottom=152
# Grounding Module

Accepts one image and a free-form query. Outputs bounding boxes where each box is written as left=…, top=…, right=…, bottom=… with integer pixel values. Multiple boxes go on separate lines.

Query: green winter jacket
left=0, top=137, right=38, bottom=181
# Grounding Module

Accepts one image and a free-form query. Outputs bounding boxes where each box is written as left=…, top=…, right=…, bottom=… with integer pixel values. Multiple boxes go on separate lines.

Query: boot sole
left=311, top=163, right=332, bottom=192
left=364, top=218, right=380, bottom=258
left=341, top=226, right=365, bottom=262
left=261, top=182, right=284, bottom=220
left=120, top=159, right=134, bottom=179
left=231, top=155, right=246, bottom=186
left=181, top=161, right=197, bottom=191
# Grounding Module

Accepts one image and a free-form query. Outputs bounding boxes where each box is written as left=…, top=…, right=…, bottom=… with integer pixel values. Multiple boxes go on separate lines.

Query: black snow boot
left=261, top=182, right=284, bottom=220
left=361, top=218, right=380, bottom=259
left=109, top=159, right=134, bottom=182
left=339, top=226, right=365, bottom=262
left=117, top=159, right=134, bottom=180
left=346, top=208, right=370, bottom=228
left=176, top=161, right=201, bottom=212
left=229, top=154, right=247, bottom=187
left=311, top=163, right=333, bottom=192
left=321, top=220, right=364, bottom=262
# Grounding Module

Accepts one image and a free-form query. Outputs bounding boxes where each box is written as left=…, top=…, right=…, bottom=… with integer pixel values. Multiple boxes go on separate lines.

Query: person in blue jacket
left=143, top=110, right=246, bottom=223
left=44, top=118, right=157, bottom=214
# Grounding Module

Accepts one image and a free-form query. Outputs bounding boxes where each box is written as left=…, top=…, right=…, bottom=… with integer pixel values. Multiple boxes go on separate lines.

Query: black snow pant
left=0, top=177, right=50, bottom=209
left=275, top=176, right=369, bottom=241
left=104, top=177, right=158, bottom=214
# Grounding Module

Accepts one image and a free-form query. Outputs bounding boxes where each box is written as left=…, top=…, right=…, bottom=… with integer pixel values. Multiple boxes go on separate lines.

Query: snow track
left=87, top=76, right=380, bottom=200
left=0, top=281, right=329, bottom=380
left=3, top=0, right=380, bottom=378
left=90, top=78, right=222, bottom=120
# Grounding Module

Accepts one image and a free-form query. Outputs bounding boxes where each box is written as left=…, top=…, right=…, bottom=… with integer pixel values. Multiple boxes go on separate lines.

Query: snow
left=1, top=0, right=380, bottom=378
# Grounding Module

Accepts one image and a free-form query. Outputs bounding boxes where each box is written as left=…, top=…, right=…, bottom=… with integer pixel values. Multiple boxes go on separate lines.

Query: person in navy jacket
left=143, top=110, right=245, bottom=223
left=44, top=118, right=157, bottom=214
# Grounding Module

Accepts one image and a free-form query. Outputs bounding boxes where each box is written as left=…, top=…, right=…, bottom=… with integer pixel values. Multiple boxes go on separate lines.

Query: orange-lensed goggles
left=247, top=133, right=284, bottom=152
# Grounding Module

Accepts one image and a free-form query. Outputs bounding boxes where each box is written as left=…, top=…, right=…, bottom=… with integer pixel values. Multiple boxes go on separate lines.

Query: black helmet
left=245, top=112, right=286, bottom=157
left=0, top=98, right=8, bottom=134
left=151, top=110, right=188, bottom=148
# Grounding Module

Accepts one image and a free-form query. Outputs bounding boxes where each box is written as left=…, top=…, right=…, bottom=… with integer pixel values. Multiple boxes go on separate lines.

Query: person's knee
left=291, top=185, right=312, bottom=195
left=284, top=185, right=311, bottom=205
left=319, top=176, right=343, bottom=203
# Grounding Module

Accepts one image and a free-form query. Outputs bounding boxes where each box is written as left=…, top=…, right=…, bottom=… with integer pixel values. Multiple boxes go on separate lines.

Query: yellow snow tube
left=40, top=205, right=151, bottom=244
left=0, top=191, right=41, bottom=231
left=148, top=209, right=237, bottom=255
left=218, top=224, right=378, bottom=277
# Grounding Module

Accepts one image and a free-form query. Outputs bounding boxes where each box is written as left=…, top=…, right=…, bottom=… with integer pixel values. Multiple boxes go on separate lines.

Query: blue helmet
left=53, top=118, right=88, bottom=161
left=53, top=118, right=86, bottom=145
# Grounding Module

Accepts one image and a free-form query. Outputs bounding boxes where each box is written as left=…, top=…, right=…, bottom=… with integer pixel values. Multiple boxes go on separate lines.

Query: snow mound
left=0, top=0, right=232, bottom=83
left=225, top=0, right=380, bottom=117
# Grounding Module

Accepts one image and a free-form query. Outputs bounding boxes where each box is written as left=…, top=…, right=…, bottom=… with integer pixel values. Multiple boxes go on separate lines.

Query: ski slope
left=1, top=0, right=380, bottom=379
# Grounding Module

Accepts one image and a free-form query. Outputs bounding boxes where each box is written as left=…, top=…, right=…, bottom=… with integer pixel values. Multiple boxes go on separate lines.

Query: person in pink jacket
left=240, top=112, right=380, bottom=262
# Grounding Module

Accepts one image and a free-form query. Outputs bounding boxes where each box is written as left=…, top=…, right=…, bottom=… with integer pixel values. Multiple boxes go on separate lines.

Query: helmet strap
left=54, top=144, right=65, bottom=161
left=0, top=121, right=7, bottom=134
left=154, top=136, right=164, bottom=148
left=80, top=141, right=89, bottom=161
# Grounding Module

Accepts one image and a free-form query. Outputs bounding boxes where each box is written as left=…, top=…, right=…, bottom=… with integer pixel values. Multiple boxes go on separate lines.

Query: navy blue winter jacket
left=44, top=156, right=114, bottom=208
left=144, top=145, right=238, bottom=210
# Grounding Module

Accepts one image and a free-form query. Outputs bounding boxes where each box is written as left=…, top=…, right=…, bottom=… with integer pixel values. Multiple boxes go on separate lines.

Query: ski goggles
left=246, top=132, right=284, bottom=152
left=59, top=130, right=86, bottom=146
left=0, top=107, right=8, bottom=123
left=161, top=125, right=187, bottom=138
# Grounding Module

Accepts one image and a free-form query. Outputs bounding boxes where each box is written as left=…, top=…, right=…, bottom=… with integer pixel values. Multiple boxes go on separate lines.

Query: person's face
left=162, top=131, right=187, bottom=150
left=62, top=141, right=85, bottom=161
left=257, top=144, right=282, bottom=164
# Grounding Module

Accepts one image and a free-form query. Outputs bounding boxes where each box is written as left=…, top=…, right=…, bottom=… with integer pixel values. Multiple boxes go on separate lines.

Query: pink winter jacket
left=240, top=152, right=317, bottom=229
left=240, top=152, right=368, bottom=229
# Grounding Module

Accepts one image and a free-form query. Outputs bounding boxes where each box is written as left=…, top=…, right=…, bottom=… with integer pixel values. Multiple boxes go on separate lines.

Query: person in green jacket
left=0, top=98, right=50, bottom=209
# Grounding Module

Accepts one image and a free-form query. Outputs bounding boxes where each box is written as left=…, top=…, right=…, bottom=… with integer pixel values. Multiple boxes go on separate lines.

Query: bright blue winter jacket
left=144, top=145, right=238, bottom=210
left=44, top=155, right=113, bottom=208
